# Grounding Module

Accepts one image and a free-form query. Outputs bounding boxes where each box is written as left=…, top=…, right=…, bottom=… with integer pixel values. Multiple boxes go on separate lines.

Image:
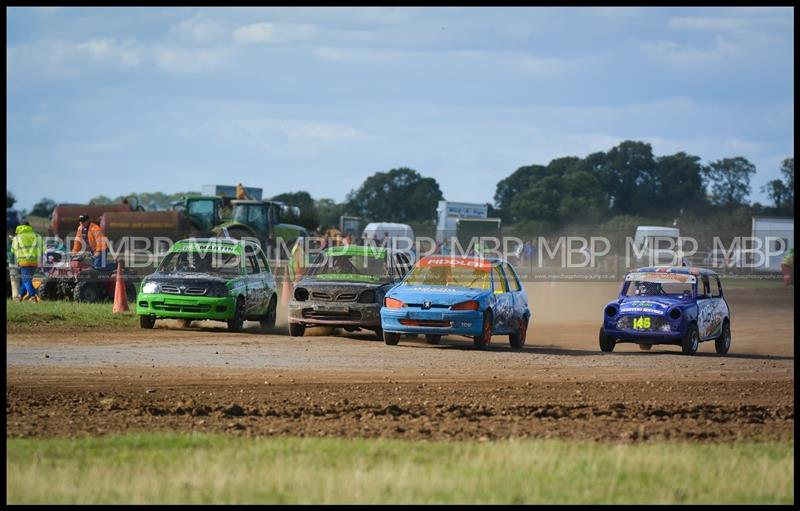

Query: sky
left=6, top=6, right=795, bottom=212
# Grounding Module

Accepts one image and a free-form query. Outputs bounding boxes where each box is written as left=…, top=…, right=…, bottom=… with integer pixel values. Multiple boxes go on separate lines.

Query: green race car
left=136, top=238, right=278, bottom=332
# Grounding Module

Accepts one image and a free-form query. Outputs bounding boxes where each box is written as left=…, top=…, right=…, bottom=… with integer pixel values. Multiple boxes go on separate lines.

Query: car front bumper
left=381, top=308, right=484, bottom=337
left=288, top=300, right=382, bottom=328
left=136, top=293, right=235, bottom=321
left=603, top=326, right=684, bottom=343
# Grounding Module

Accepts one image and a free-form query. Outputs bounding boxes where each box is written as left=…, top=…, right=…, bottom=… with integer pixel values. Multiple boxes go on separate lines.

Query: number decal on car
left=632, top=317, right=651, bottom=330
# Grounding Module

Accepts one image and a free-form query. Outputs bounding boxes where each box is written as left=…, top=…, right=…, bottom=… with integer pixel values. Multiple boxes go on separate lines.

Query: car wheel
left=598, top=327, right=616, bottom=352
left=289, top=322, right=305, bottom=337
left=714, top=320, right=731, bottom=355
left=373, top=327, right=384, bottom=341
left=260, top=297, right=277, bottom=329
left=73, top=281, right=101, bottom=303
left=638, top=343, right=652, bottom=351
left=473, top=311, right=492, bottom=349
left=509, top=317, right=528, bottom=349
left=383, top=331, right=401, bottom=346
left=227, top=297, right=245, bottom=333
left=681, top=324, right=700, bottom=355
left=425, top=334, right=441, bottom=345
left=140, top=316, right=156, bottom=329
left=177, top=319, right=193, bottom=329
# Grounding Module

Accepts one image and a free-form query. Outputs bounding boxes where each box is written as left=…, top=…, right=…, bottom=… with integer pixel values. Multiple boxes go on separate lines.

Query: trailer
left=436, top=200, right=491, bottom=243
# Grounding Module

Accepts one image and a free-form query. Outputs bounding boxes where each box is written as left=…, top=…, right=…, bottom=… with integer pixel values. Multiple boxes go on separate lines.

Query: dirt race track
left=6, top=282, right=794, bottom=443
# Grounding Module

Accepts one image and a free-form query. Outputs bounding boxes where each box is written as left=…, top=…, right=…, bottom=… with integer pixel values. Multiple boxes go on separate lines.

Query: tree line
left=9, top=140, right=794, bottom=232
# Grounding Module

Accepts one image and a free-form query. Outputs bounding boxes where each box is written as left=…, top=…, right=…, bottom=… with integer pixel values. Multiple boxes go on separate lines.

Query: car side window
left=711, top=277, right=723, bottom=298
left=257, top=249, right=271, bottom=274
left=492, top=267, right=508, bottom=294
left=503, top=263, right=522, bottom=292
left=394, top=253, right=411, bottom=278
left=245, top=254, right=258, bottom=275
left=698, top=275, right=710, bottom=298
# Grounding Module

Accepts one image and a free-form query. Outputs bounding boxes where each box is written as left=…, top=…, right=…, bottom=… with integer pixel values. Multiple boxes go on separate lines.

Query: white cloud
left=668, top=15, right=793, bottom=32
left=76, top=38, right=142, bottom=68
left=640, top=35, right=740, bottom=67
left=170, top=15, right=225, bottom=43
left=289, top=122, right=365, bottom=142
left=155, top=46, right=227, bottom=74
left=232, top=22, right=318, bottom=45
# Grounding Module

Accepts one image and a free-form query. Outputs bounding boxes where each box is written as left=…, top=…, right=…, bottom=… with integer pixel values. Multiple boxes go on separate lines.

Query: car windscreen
left=624, top=279, right=693, bottom=298
left=403, top=265, right=491, bottom=290
left=305, top=253, right=391, bottom=283
left=157, top=251, right=241, bottom=277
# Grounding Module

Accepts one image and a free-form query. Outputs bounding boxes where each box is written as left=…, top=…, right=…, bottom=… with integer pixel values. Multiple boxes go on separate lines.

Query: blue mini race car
left=380, top=256, right=531, bottom=348
left=599, top=266, right=731, bottom=356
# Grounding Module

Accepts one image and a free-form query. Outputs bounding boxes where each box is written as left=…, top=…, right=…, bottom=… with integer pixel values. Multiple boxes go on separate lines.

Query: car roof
left=633, top=265, right=718, bottom=277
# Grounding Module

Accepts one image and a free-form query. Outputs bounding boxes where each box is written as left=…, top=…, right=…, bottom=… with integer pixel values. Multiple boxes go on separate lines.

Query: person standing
left=11, top=222, right=43, bottom=302
left=71, top=214, right=109, bottom=269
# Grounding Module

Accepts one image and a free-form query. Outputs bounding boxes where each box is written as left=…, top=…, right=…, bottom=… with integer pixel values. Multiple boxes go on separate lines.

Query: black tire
left=599, top=327, right=616, bottom=352
left=638, top=343, right=652, bottom=351
left=425, top=334, right=441, bottom=345
left=289, top=322, right=305, bottom=337
left=681, top=323, right=700, bottom=355
left=177, top=319, right=193, bottom=329
left=714, top=320, right=731, bottom=355
left=374, top=327, right=384, bottom=341
left=40, top=279, right=59, bottom=301
left=383, top=331, right=401, bottom=346
left=227, top=297, right=245, bottom=333
left=140, top=315, right=156, bottom=329
left=260, top=297, right=278, bottom=329
left=73, top=281, right=102, bottom=303
left=473, top=310, right=492, bottom=349
left=509, top=317, right=528, bottom=349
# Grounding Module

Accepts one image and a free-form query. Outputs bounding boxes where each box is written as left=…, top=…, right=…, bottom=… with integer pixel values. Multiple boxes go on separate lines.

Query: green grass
left=6, top=434, right=794, bottom=504
left=6, top=299, right=138, bottom=331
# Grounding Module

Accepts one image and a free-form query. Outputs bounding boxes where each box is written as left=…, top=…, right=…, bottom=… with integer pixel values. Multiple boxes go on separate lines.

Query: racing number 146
left=633, top=317, right=651, bottom=329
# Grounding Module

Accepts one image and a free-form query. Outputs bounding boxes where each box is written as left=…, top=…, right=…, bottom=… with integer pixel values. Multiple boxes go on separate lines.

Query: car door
left=491, top=265, right=513, bottom=333
left=503, top=262, right=528, bottom=327
left=696, top=274, right=714, bottom=340
left=257, top=247, right=277, bottom=309
left=707, top=275, right=728, bottom=339
left=243, top=250, right=264, bottom=316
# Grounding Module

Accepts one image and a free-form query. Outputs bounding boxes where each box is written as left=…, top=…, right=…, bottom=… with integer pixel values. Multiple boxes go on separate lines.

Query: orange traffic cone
left=281, top=266, right=292, bottom=306
left=113, top=260, right=130, bottom=313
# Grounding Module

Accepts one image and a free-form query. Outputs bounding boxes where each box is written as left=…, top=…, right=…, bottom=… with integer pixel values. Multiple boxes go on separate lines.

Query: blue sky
left=6, top=6, right=794, bottom=212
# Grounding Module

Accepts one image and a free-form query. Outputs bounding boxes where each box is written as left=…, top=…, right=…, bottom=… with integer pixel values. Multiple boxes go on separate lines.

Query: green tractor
left=214, top=200, right=308, bottom=257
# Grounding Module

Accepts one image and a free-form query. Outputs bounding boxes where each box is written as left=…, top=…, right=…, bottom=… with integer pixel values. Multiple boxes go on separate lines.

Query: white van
left=631, top=226, right=684, bottom=267
left=361, top=222, right=414, bottom=243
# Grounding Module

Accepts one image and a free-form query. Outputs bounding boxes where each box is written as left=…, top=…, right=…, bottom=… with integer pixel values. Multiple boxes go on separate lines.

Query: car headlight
left=141, top=281, right=159, bottom=294
left=659, top=323, right=671, bottom=332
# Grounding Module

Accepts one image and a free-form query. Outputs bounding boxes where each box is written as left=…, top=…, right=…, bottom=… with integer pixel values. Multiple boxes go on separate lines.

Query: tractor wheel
left=73, top=281, right=102, bottom=303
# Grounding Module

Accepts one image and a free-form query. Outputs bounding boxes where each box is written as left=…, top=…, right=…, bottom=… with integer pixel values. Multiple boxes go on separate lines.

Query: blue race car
left=599, top=266, right=731, bottom=356
left=380, top=255, right=531, bottom=348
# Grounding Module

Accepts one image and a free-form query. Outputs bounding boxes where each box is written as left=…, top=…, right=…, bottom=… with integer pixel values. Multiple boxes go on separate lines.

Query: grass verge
left=6, top=299, right=138, bottom=331
left=6, top=433, right=794, bottom=504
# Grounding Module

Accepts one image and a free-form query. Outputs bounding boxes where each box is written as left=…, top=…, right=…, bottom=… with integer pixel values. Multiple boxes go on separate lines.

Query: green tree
left=270, top=191, right=319, bottom=230
left=88, top=195, right=113, bottom=205
left=702, top=157, right=756, bottom=206
left=315, top=198, right=346, bottom=230
left=493, top=164, right=548, bottom=222
left=652, top=152, right=706, bottom=213
left=600, top=140, right=657, bottom=215
left=346, top=168, right=443, bottom=223
left=30, top=198, right=56, bottom=218
left=762, top=180, right=790, bottom=209
left=780, top=157, right=794, bottom=206
left=7, top=191, right=16, bottom=209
